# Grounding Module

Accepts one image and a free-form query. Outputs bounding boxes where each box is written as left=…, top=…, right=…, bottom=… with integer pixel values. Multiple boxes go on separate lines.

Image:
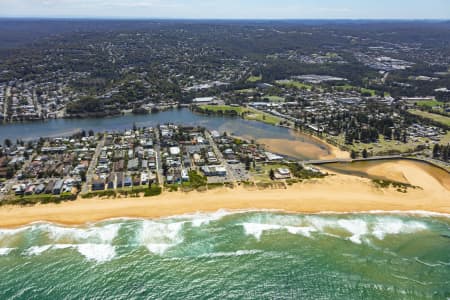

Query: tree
left=245, top=157, right=251, bottom=171
left=433, top=144, right=440, bottom=158
left=4, top=139, right=11, bottom=148
left=79, top=170, right=86, bottom=182
left=162, top=163, right=168, bottom=177
left=6, top=167, right=14, bottom=179
left=362, top=149, right=368, bottom=159
left=269, top=169, right=275, bottom=180
left=443, top=146, right=449, bottom=162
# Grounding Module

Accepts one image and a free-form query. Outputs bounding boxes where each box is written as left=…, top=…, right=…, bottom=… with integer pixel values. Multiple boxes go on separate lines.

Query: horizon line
left=0, top=16, right=449, bottom=22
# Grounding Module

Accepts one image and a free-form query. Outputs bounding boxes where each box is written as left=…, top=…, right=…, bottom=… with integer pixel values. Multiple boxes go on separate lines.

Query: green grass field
left=334, top=84, right=377, bottom=96
left=246, top=75, right=262, bottom=83
left=415, top=99, right=444, bottom=109
left=251, top=163, right=288, bottom=182
left=198, top=105, right=282, bottom=126
left=408, top=109, right=450, bottom=127
left=263, top=95, right=285, bottom=103
left=198, top=105, right=247, bottom=114
left=276, top=80, right=313, bottom=91
left=246, top=108, right=282, bottom=125
left=361, top=88, right=376, bottom=96
left=235, top=88, right=256, bottom=94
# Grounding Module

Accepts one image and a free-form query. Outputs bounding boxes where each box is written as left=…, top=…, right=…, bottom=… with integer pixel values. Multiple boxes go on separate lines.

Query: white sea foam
left=243, top=223, right=318, bottom=240
left=14, top=223, right=122, bottom=262
left=242, top=223, right=283, bottom=240
left=23, top=243, right=116, bottom=263
left=52, top=244, right=74, bottom=250
left=24, top=245, right=53, bottom=256
left=139, top=221, right=184, bottom=255
left=242, top=215, right=429, bottom=244
left=0, top=247, right=15, bottom=255
left=170, top=209, right=260, bottom=227
left=145, top=243, right=174, bottom=256
left=337, top=219, right=368, bottom=244
left=284, top=226, right=317, bottom=237
left=316, top=210, right=450, bottom=219
left=43, top=223, right=121, bottom=244
left=76, top=244, right=116, bottom=263
left=199, top=250, right=263, bottom=258
left=0, top=227, right=28, bottom=238
left=187, top=210, right=234, bottom=227
left=372, top=218, right=427, bottom=240
left=303, top=216, right=337, bottom=231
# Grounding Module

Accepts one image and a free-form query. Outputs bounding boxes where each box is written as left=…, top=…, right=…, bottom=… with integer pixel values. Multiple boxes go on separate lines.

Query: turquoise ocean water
left=0, top=211, right=449, bottom=299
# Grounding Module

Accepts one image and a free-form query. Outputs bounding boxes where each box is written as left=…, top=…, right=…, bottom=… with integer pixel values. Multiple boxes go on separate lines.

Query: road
left=382, top=72, right=390, bottom=84
left=304, top=155, right=403, bottom=165
left=81, top=135, right=105, bottom=194
left=205, top=130, right=236, bottom=183
left=153, top=127, right=164, bottom=187
left=3, top=87, right=10, bottom=123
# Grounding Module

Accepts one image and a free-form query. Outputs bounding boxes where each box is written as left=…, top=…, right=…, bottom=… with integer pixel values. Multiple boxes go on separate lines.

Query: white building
left=169, top=147, right=181, bottom=156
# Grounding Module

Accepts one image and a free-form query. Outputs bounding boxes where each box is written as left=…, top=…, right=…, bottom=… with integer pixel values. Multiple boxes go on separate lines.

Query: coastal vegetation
left=1, top=193, right=77, bottom=206
left=372, top=179, right=418, bottom=193
left=288, top=164, right=328, bottom=180
left=81, top=186, right=162, bottom=199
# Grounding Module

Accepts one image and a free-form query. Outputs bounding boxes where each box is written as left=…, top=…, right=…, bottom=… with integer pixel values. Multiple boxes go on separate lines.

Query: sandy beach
left=0, top=159, right=448, bottom=228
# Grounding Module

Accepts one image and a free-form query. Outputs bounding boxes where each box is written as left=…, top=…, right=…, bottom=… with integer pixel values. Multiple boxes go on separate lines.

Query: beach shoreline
left=0, top=168, right=449, bottom=228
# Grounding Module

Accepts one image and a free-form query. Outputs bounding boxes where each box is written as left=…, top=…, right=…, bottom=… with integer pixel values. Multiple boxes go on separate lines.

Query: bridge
left=303, top=155, right=403, bottom=165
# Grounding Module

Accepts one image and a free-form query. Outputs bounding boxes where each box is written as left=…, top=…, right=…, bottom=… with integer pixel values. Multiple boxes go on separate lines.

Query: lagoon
left=0, top=108, right=329, bottom=160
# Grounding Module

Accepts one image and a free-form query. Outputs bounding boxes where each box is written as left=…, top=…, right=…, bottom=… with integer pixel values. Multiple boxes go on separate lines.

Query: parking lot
left=227, top=162, right=251, bottom=182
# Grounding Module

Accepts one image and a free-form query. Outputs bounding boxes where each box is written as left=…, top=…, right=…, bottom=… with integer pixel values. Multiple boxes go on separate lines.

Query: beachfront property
left=201, top=165, right=227, bottom=177
left=0, top=121, right=340, bottom=201
left=274, top=168, right=292, bottom=180
left=0, top=123, right=270, bottom=199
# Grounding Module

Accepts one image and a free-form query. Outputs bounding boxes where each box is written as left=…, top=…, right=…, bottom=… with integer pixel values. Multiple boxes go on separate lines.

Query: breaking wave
left=241, top=215, right=430, bottom=244
left=0, top=248, right=15, bottom=256
left=0, top=210, right=446, bottom=262
left=0, top=222, right=120, bottom=263
left=139, top=220, right=185, bottom=255
left=197, top=250, right=263, bottom=258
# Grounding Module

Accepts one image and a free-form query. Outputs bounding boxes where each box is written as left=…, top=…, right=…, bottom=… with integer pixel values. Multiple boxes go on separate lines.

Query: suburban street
left=81, top=135, right=105, bottom=194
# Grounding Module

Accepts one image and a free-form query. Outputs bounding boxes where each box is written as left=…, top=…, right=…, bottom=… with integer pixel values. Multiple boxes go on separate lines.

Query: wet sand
left=258, top=130, right=349, bottom=160
left=323, top=159, right=450, bottom=191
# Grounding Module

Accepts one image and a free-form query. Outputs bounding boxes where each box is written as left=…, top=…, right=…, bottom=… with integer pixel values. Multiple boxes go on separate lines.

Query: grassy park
left=408, top=109, right=450, bottom=127
left=276, top=80, right=313, bottom=90
left=197, top=105, right=283, bottom=126
left=246, top=75, right=262, bottom=82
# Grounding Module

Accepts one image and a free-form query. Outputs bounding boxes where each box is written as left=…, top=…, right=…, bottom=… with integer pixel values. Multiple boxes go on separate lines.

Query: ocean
left=0, top=211, right=449, bottom=299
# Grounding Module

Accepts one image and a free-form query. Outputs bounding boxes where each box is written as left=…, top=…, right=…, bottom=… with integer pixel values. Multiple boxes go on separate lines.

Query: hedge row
left=1, top=193, right=77, bottom=206
left=81, top=186, right=162, bottom=199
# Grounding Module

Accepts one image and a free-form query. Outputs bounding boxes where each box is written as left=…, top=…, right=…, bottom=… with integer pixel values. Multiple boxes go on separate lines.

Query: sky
left=0, top=0, right=449, bottom=19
